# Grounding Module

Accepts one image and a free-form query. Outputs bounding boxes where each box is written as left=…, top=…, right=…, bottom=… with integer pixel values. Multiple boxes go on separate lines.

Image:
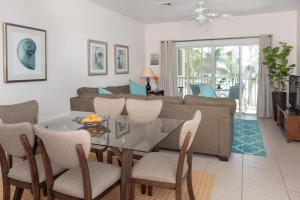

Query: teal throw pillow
left=98, top=88, right=112, bottom=95
left=129, top=80, right=146, bottom=96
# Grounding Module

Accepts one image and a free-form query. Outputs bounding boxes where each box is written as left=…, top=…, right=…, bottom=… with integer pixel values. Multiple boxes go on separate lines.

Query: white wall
left=0, top=0, right=145, bottom=121
left=145, top=11, right=298, bottom=75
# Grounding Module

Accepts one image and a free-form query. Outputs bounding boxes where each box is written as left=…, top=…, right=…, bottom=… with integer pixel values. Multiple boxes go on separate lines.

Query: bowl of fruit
left=81, top=114, right=104, bottom=126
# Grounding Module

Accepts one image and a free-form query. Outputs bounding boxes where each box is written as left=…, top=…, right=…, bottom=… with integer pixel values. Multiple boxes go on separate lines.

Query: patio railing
left=177, top=76, right=258, bottom=114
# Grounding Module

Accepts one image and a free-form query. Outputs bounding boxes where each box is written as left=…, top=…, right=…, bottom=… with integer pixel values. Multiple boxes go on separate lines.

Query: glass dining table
left=39, top=111, right=184, bottom=200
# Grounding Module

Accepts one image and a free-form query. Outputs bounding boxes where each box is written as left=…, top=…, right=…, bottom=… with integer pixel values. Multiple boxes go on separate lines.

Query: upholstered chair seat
left=8, top=153, right=64, bottom=183
left=130, top=110, right=202, bottom=200
left=53, top=160, right=120, bottom=199
left=132, top=152, right=188, bottom=184
left=34, top=125, right=121, bottom=200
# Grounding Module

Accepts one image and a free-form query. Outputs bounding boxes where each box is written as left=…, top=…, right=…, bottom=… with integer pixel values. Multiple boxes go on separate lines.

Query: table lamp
left=142, top=67, right=154, bottom=92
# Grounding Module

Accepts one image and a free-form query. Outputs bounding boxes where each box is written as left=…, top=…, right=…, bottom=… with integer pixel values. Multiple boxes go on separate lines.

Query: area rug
left=232, top=119, right=267, bottom=156
left=0, top=155, right=215, bottom=200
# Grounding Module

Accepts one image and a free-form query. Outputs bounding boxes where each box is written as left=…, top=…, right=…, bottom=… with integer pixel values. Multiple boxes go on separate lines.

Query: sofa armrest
left=218, top=117, right=233, bottom=160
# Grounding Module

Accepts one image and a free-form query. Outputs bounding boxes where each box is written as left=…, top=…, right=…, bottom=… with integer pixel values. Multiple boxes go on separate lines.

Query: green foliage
left=263, top=42, right=296, bottom=92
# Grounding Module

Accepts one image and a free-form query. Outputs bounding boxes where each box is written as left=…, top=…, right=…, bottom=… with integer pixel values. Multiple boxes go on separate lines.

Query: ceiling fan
left=187, top=1, right=233, bottom=23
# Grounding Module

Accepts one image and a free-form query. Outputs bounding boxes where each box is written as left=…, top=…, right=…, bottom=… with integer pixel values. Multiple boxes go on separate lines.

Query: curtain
left=161, top=40, right=178, bottom=96
left=257, top=35, right=272, bottom=118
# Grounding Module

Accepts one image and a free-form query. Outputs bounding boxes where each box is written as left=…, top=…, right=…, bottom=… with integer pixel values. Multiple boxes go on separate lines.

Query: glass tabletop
left=39, top=112, right=184, bottom=153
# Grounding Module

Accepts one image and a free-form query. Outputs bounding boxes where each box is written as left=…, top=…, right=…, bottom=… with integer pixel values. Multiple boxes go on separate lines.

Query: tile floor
left=189, top=117, right=300, bottom=200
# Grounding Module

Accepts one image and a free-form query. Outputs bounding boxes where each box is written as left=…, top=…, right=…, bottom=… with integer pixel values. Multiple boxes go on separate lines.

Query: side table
left=147, top=90, right=164, bottom=96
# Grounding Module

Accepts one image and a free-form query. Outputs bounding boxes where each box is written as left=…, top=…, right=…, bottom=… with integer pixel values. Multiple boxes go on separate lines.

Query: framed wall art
left=3, top=23, right=47, bottom=83
left=114, top=44, right=129, bottom=74
left=88, top=39, right=108, bottom=75
left=150, top=53, right=159, bottom=65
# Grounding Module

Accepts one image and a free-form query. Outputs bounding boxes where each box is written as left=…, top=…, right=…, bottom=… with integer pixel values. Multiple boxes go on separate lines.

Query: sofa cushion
left=147, top=96, right=183, bottom=104
left=77, top=87, right=98, bottom=96
left=116, top=94, right=147, bottom=100
left=105, top=85, right=130, bottom=94
left=184, top=95, right=236, bottom=114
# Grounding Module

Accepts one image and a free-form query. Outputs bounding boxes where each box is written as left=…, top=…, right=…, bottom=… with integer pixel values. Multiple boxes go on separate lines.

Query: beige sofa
left=70, top=86, right=236, bottom=161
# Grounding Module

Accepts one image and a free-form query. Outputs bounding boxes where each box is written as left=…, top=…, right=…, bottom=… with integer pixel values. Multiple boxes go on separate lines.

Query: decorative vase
left=155, top=81, right=159, bottom=90
left=272, top=91, right=287, bottom=121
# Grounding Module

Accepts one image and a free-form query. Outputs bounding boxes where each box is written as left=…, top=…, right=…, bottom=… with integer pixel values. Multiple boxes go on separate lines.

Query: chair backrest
left=34, top=125, right=91, bottom=169
left=199, top=83, right=217, bottom=98
left=179, top=110, right=201, bottom=151
left=228, top=85, right=240, bottom=99
left=0, top=100, right=38, bottom=124
left=94, top=97, right=125, bottom=120
left=126, top=99, right=163, bottom=120
left=190, top=85, right=200, bottom=96
left=0, top=122, right=35, bottom=157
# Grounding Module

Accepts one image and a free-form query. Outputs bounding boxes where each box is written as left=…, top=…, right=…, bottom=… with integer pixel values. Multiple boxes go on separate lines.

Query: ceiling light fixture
left=158, top=2, right=173, bottom=7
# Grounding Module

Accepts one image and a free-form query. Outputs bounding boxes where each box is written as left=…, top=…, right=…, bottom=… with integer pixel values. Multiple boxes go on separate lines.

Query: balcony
left=177, top=76, right=258, bottom=114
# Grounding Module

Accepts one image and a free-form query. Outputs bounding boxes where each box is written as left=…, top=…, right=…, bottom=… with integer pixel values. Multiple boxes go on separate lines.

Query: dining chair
left=125, top=99, right=163, bottom=159
left=131, top=110, right=202, bottom=200
left=0, top=100, right=39, bottom=167
left=93, top=97, right=126, bottom=162
left=126, top=99, right=163, bottom=122
left=34, top=125, right=121, bottom=200
left=0, top=122, right=64, bottom=200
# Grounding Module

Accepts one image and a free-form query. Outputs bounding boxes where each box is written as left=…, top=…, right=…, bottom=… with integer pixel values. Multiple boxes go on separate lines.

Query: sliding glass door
left=177, top=41, right=259, bottom=114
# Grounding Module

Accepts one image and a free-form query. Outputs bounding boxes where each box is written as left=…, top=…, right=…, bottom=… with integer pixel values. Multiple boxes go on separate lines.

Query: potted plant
left=263, top=42, right=296, bottom=120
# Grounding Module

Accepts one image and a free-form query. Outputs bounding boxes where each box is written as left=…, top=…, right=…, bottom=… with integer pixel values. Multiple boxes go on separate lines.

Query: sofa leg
left=219, top=156, right=229, bottom=162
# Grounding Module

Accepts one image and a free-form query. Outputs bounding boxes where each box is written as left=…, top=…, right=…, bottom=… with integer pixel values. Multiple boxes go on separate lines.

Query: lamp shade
left=142, top=67, right=154, bottom=78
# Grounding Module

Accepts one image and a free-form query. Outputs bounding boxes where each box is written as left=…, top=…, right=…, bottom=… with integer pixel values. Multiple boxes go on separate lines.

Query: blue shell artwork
left=17, top=38, right=36, bottom=70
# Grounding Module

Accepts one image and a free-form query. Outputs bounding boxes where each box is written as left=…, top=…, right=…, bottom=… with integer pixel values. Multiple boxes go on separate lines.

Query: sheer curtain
left=161, top=40, right=178, bottom=96
left=257, top=35, right=273, bottom=118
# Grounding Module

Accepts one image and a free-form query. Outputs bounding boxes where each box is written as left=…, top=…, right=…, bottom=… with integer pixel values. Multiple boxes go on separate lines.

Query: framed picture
left=3, top=23, right=47, bottom=83
left=150, top=53, right=160, bottom=65
left=88, top=39, right=108, bottom=75
left=114, top=44, right=129, bottom=74
left=115, top=122, right=130, bottom=139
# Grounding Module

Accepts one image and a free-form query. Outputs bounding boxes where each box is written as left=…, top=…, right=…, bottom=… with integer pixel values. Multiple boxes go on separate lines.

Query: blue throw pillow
left=98, top=88, right=112, bottom=95
left=129, top=80, right=146, bottom=96
left=199, top=83, right=217, bottom=98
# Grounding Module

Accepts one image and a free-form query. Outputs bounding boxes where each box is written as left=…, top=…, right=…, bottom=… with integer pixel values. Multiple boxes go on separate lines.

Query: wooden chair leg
left=141, top=185, right=146, bottom=195
left=107, top=150, right=113, bottom=164
left=96, top=150, right=103, bottom=162
left=13, top=187, right=24, bottom=200
left=2, top=179, right=10, bottom=200
left=175, top=185, right=182, bottom=200
left=131, top=181, right=136, bottom=200
left=32, top=186, right=41, bottom=200
left=187, top=169, right=195, bottom=200
left=42, top=185, right=47, bottom=196
left=147, top=185, right=153, bottom=196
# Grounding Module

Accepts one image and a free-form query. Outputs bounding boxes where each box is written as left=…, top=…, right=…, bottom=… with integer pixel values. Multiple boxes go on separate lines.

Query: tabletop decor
left=153, top=74, right=159, bottom=90
left=88, top=39, right=108, bottom=75
left=142, top=67, right=154, bottom=91
left=115, top=44, right=129, bottom=74
left=3, top=22, right=47, bottom=83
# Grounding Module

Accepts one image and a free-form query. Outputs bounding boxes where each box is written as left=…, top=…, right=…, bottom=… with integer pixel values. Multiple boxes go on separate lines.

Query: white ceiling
left=91, top=0, right=300, bottom=24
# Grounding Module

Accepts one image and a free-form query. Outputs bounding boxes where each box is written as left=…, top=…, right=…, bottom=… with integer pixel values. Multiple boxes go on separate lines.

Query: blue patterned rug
left=232, top=119, right=267, bottom=156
